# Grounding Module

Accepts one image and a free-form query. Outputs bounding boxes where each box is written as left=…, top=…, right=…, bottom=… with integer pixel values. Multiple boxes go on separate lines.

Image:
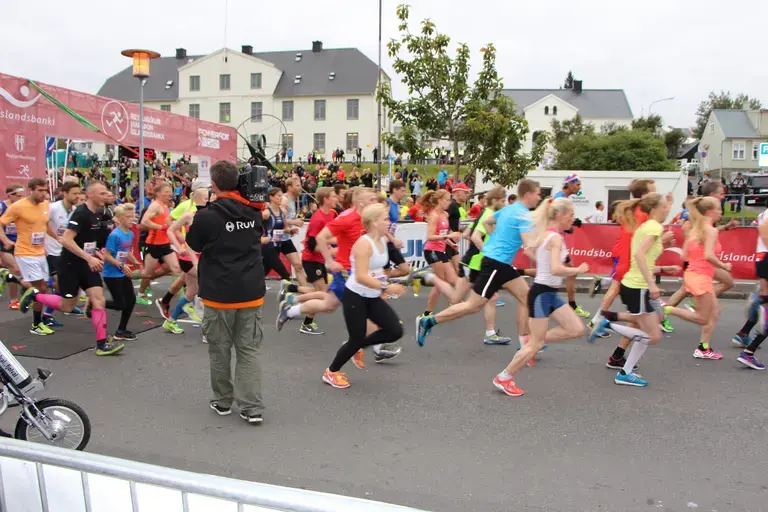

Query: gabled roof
left=712, top=110, right=759, bottom=138
left=97, top=46, right=385, bottom=102
left=501, top=89, right=633, bottom=119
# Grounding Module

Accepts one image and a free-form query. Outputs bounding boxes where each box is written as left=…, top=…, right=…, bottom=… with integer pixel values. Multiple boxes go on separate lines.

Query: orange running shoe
left=492, top=375, right=525, bottom=397
left=322, top=368, right=350, bottom=389
left=352, top=349, right=366, bottom=369
left=8, top=300, right=19, bottom=311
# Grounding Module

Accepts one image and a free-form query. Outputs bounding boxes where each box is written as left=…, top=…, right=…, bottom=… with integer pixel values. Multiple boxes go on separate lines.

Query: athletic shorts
left=303, top=260, right=327, bottom=284
left=756, top=253, right=768, bottom=280
left=278, top=240, right=298, bottom=256
left=146, top=243, right=173, bottom=262
left=386, top=241, right=406, bottom=267
left=58, top=260, right=103, bottom=298
left=619, top=284, right=658, bottom=315
left=528, top=283, right=566, bottom=318
left=328, top=270, right=348, bottom=301
left=683, top=271, right=714, bottom=296
left=179, top=259, right=194, bottom=274
left=424, top=249, right=449, bottom=265
left=46, top=255, right=61, bottom=277
left=16, top=255, right=49, bottom=282
left=445, top=245, right=457, bottom=259
left=472, top=257, right=521, bottom=299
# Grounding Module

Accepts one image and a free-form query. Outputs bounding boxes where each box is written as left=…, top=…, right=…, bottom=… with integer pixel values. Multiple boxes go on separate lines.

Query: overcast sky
left=1, top=0, right=765, bottom=130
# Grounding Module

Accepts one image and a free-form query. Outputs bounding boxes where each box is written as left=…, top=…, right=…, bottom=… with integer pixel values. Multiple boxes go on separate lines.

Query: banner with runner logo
left=0, top=72, right=236, bottom=191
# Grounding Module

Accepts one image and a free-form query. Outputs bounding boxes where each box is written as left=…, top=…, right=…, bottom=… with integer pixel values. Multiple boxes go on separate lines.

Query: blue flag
left=45, top=137, right=56, bottom=158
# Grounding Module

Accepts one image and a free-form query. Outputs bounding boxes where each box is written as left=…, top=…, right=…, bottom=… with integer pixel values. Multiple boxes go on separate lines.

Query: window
left=607, top=189, right=630, bottom=209
left=250, top=72, right=262, bottom=89
left=314, top=100, right=326, bottom=121
left=346, top=133, right=359, bottom=152
left=313, top=133, right=326, bottom=152
left=544, top=106, right=549, bottom=115
left=282, top=133, right=294, bottom=150
left=159, top=104, right=171, bottom=112
left=754, top=141, right=762, bottom=160
left=347, top=99, right=359, bottom=120
left=250, top=102, right=262, bottom=122
left=219, top=102, right=231, bottom=123
left=219, top=74, right=230, bottom=91
left=282, top=100, right=294, bottom=121
left=552, top=106, right=558, bottom=116
left=733, top=142, right=746, bottom=160
left=189, top=104, right=200, bottom=119
left=189, top=75, right=200, bottom=91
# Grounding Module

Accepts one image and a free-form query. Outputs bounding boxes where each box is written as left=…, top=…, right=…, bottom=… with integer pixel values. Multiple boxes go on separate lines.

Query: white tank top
left=534, top=231, right=568, bottom=288
left=757, top=211, right=768, bottom=254
left=346, top=235, right=389, bottom=298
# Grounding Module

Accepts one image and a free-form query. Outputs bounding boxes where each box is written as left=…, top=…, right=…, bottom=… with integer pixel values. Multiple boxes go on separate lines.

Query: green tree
left=552, top=129, right=676, bottom=172
left=664, top=129, right=686, bottom=158
left=378, top=5, right=543, bottom=184
left=694, top=91, right=762, bottom=138
left=631, top=114, right=663, bottom=133
left=563, top=71, right=575, bottom=90
left=550, top=115, right=595, bottom=146
left=382, top=124, right=429, bottom=162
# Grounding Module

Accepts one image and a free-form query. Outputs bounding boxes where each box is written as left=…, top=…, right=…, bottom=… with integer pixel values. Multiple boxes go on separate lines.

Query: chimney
left=312, top=41, right=323, bottom=53
left=573, top=80, right=583, bottom=93
left=175, top=48, right=187, bottom=59
left=241, top=45, right=253, bottom=55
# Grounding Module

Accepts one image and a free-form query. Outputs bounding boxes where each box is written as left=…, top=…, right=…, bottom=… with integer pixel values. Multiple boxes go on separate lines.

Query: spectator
left=507, top=193, right=517, bottom=205
left=437, top=168, right=448, bottom=189
left=730, top=171, right=746, bottom=213
left=411, top=175, right=424, bottom=199
left=401, top=197, right=414, bottom=219
left=426, top=177, right=438, bottom=192
left=584, top=201, right=606, bottom=223
left=468, top=193, right=486, bottom=219
left=361, top=168, right=374, bottom=188
left=407, top=197, right=425, bottom=222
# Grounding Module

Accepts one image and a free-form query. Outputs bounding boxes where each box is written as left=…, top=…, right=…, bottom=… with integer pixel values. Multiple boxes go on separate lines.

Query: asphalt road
left=3, top=289, right=768, bottom=512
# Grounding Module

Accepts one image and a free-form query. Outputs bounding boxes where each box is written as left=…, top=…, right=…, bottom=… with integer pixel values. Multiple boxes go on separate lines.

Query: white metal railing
left=0, top=438, right=426, bottom=512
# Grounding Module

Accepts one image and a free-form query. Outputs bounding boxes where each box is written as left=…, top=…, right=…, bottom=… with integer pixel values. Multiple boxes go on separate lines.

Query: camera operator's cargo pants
left=202, top=306, right=264, bottom=414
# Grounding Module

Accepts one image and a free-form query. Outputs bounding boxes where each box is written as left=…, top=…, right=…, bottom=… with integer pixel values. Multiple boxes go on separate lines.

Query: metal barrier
left=0, top=438, right=425, bottom=512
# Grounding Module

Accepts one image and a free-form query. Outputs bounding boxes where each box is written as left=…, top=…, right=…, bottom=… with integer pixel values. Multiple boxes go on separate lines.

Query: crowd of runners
left=0, top=171, right=765, bottom=399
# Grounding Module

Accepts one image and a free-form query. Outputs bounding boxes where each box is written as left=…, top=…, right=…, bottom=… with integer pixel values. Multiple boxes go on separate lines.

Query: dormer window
left=329, top=72, right=336, bottom=80
left=165, top=80, right=173, bottom=90
left=294, top=75, right=302, bottom=84
left=544, top=106, right=550, bottom=115
left=295, top=52, right=302, bottom=61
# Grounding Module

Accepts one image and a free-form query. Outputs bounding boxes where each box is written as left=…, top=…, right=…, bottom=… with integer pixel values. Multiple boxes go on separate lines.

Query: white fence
left=0, top=438, right=425, bottom=512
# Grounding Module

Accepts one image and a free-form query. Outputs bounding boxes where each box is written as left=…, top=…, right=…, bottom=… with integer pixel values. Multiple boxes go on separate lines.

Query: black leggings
left=104, top=277, right=136, bottom=332
left=262, top=245, right=291, bottom=281
left=329, top=290, right=404, bottom=372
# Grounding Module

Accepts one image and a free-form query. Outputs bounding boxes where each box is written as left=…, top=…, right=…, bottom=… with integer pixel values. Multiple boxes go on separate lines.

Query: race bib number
left=272, top=229, right=284, bottom=243
left=5, top=223, right=16, bottom=236
left=116, top=251, right=128, bottom=264
left=56, top=225, right=66, bottom=236
left=84, top=242, right=97, bottom=255
left=371, top=270, right=387, bottom=283
left=31, top=232, right=45, bottom=246
left=439, top=229, right=448, bottom=237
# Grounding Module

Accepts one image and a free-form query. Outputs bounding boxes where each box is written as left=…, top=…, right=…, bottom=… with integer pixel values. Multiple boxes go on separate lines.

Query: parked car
left=743, top=173, right=768, bottom=206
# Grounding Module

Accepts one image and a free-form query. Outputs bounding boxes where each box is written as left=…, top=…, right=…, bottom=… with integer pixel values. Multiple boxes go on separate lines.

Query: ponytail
left=422, top=189, right=449, bottom=213
left=615, top=193, right=664, bottom=232
left=686, top=196, right=719, bottom=242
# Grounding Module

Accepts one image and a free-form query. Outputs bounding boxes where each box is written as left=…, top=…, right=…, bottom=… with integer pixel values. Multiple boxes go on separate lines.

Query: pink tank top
left=424, top=213, right=449, bottom=252
left=685, top=236, right=722, bottom=277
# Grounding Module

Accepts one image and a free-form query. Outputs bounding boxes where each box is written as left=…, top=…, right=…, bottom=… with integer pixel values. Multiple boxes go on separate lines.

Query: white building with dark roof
left=98, top=42, right=391, bottom=162
left=699, top=109, right=768, bottom=176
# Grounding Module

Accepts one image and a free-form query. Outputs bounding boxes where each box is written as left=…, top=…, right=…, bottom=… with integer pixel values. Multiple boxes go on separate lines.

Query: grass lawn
left=723, top=202, right=758, bottom=222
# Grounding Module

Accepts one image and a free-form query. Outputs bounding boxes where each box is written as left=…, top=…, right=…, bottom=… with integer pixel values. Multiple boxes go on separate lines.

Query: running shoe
left=614, top=370, right=647, bottom=387
left=209, top=402, right=231, bottom=416
left=78, top=293, right=88, bottom=303
left=299, top=322, right=323, bottom=335
left=283, top=293, right=298, bottom=306
left=19, top=287, right=37, bottom=314
left=43, top=315, right=63, bottom=328
left=693, top=347, right=723, bottom=360
left=405, top=265, right=433, bottom=286
left=322, top=368, right=350, bottom=389
left=496, top=299, right=506, bottom=307
left=155, top=299, right=170, bottom=320
left=143, top=287, right=153, bottom=298
left=415, top=314, right=433, bottom=347
left=239, top=411, right=263, bottom=424
left=275, top=300, right=292, bottom=332
left=517, top=335, right=547, bottom=353
left=685, top=299, right=696, bottom=312
left=588, top=317, right=610, bottom=343
left=589, top=276, right=601, bottom=297
left=29, top=323, right=54, bottom=336
left=95, top=340, right=125, bottom=356
left=136, top=295, right=152, bottom=306
left=113, top=330, right=137, bottom=341
left=163, top=319, right=184, bottom=335
left=732, top=334, right=753, bottom=348
left=605, top=356, right=638, bottom=371
left=587, top=320, right=610, bottom=339
left=659, top=318, right=674, bottom=333
left=484, top=331, right=512, bottom=345
left=182, top=303, right=201, bottom=322
left=352, top=349, right=366, bottom=369
left=278, top=279, right=291, bottom=305
left=201, top=334, right=208, bottom=344
left=737, top=352, right=765, bottom=370
left=492, top=374, right=525, bottom=397
left=374, top=345, right=402, bottom=362
left=8, top=299, right=19, bottom=311
left=573, top=306, right=591, bottom=318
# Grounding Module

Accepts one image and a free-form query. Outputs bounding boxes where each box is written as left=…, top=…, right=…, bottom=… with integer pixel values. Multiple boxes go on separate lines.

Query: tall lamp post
left=376, top=0, right=383, bottom=190
left=648, top=96, right=675, bottom=115
left=121, top=49, right=160, bottom=210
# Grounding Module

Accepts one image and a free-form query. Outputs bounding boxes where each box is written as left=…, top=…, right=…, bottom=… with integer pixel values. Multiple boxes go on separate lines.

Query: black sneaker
left=374, top=345, right=402, bottom=362
left=114, top=330, right=137, bottom=341
left=209, top=402, right=231, bottom=416
left=240, top=411, right=263, bottom=424
left=606, top=356, right=638, bottom=371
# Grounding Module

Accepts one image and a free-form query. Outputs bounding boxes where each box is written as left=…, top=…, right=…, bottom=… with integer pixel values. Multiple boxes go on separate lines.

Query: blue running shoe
left=496, top=300, right=505, bottom=307
left=737, top=352, right=765, bottom=370
left=484, top=331, right=512, bottom=345
left=614, top=370, right=648, bottom=387
left=588, top=317, right=610, bottom=343
left=43, top=315, right=63, bottom=328
left=415, top=314, right=434, bottom=347
left=732, top=334, right=752, bottom=348
left=275, top=300, right=292, bottom=332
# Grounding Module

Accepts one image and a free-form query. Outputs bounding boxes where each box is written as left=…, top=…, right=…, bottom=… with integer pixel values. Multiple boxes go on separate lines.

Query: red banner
left=0, top=72, right=236, bottom=191
left=513, top=224, right=758, bottom=280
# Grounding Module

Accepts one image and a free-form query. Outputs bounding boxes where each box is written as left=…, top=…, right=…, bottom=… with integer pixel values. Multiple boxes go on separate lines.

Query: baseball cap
left=453, top=182, right=470, bottom=192
left=563, top=173, right=581, bottom=185
left=191, top=178, right=210, bottom=192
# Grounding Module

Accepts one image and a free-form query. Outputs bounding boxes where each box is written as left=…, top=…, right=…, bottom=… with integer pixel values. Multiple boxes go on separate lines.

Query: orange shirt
left=0, top=197, right=49, bottom=257
left=146, top=202, right=171, bottom=245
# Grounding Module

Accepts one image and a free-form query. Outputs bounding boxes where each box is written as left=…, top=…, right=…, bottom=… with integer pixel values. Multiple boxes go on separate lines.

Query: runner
left=102, top=203, right=141, bottom=341
left=0, top=183, right=24, bottom=309
left=18, top=181, right=124, bottom=356
left=279, top=176, right=308, bottom=286
left=447, top=183, right=471, bottom=273
left=421, top=190, right=460, bottom=317
left=322, top=203, right=405, bottom=389
left=0, top=178, right=57, bottom=335
left=415, top=179, right=541, bottom=347
left=492, top=197, right=588, bottom=396
left=589, top=193, right=679, bottom=387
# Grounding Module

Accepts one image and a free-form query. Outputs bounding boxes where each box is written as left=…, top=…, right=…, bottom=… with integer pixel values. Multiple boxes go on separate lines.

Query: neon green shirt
left=622, top=219, right=662, bottom=289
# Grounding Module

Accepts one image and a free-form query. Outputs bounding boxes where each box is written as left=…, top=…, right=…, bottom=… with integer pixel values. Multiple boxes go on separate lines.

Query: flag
left=45, top=137, right=56, bottom=159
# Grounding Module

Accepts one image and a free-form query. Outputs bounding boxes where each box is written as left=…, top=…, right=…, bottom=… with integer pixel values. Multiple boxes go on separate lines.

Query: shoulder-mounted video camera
left=238, top=164, right=269, bottom=203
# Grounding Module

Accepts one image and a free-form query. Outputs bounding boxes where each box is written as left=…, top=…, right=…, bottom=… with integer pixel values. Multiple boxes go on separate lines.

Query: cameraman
left=186, top=161, right=266, bottom=425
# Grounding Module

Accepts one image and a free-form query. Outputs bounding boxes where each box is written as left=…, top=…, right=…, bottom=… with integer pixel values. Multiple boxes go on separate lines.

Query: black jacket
left=186, top=197, right=265, bottom=306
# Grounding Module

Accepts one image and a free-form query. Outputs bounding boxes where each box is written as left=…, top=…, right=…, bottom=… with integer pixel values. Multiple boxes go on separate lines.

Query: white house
left=698, top=109, right=768, bottom=177
left=97, top=42, right=391, bottom=162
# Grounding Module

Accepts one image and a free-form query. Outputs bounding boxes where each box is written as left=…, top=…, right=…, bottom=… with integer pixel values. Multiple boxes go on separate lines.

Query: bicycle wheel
left=14, top=398, right=91, bottom=451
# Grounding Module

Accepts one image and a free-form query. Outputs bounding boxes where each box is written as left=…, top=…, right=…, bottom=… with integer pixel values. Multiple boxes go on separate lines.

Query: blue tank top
left=265, top=206, right=287, bottom=246
left=0, top=202, right=17, bottom=241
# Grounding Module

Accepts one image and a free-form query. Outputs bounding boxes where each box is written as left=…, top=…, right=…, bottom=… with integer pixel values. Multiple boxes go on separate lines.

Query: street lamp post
left=648, top=96, right=675, bottom=115
left=376, top=0, right=383, bottom=191
left=121, top=49, right=160, bottom=210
